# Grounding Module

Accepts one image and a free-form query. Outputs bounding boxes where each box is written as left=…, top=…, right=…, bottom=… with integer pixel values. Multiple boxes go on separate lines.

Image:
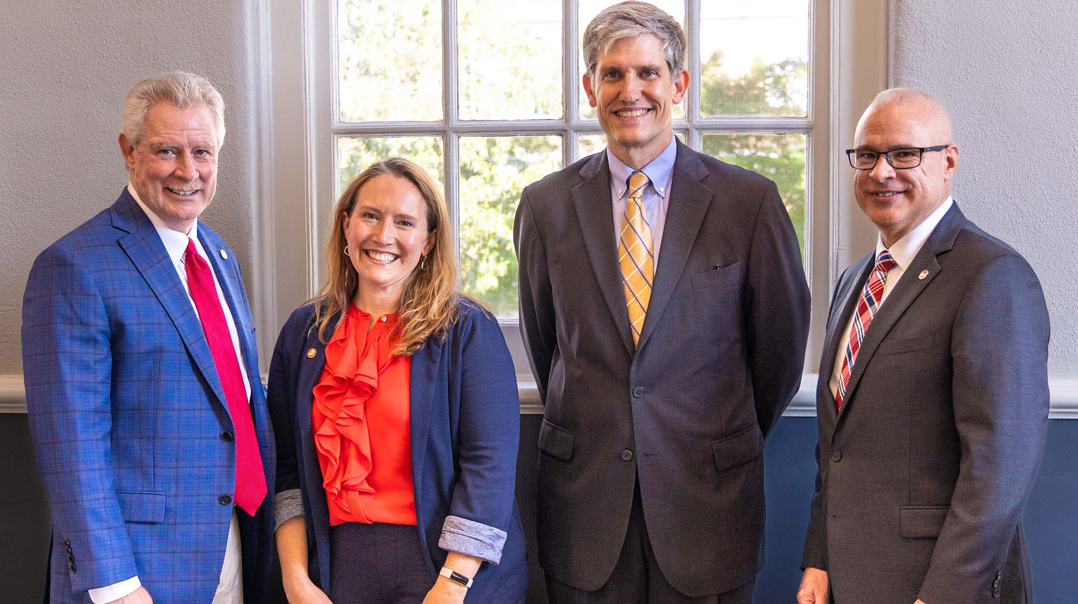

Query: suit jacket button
left=830, top=449, right=842, bottom=462
left=221, top=431, right=234, bottom=442
left=621, top=449, right=634, bottom=461
left=219, top=494, right=232, bottom=505
left=993, top=588, right=1001, bottom=598
left=632, top=386, right=644, bottom=398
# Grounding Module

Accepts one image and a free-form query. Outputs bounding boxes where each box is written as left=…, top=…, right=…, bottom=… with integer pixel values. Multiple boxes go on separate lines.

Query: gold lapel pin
left=918, top=270, right=929, bottom=280
left=220, top=249, right=228, bottom=260
left=307, top=348, right=317, bottom=358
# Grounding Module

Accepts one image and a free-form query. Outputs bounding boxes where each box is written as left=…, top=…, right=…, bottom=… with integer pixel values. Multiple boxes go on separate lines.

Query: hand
left=106, top=587, right=153, bottom=604
left=796, top=567, right=829, bottom=604
left=282, top=573, right=333, bottom=604
left=421, top=576, right=468, bottom=604
left=915, top=600, right=928, bottom=604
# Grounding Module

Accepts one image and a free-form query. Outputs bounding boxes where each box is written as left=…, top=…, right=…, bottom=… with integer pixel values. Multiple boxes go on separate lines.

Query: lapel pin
left=918, top=270, right=929, bottom=280
left=220, top=249, right=228, bottom=260
left=307, top=348, right=317, bottom=358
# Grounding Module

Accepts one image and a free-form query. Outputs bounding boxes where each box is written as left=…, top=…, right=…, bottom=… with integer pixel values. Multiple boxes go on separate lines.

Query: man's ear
left=672, top=69, right=689, bottom=105
left=118, top=133, right=136, bottom=170
left=942, top=144, right=959, bottom=180
left=582, top=74, right=598, bottom=108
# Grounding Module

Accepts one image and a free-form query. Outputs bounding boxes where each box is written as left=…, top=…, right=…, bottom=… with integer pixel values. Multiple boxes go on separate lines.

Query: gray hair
left=582, top=1, right=686, bottom=79
left=122, top=71, right=226, bottom=148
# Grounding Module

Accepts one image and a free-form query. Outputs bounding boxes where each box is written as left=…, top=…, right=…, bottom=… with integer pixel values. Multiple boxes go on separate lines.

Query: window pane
left=459, top=136, right=562, bottom=319
left=702, top=133, right=806, bottom=257
left=338, top=0, right=442, bottom=122
left=578, top=0, right=686, bottom=121
left=459, top=0, right=562, bottom=120
left=577, top=133, right=607, bottom=159
left=337, top=137, right=444, bottom=192
left=700, top=1, right=808, bottom=117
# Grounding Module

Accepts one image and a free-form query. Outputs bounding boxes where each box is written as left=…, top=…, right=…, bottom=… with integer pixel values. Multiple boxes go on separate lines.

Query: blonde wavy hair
left=312, top=158, right=459, bottom=356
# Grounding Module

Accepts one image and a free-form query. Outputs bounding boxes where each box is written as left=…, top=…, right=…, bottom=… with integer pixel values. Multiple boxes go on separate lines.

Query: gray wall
left=891, top=0, right=1078, bottom=376
left=0, top=0, right=259, bottom=375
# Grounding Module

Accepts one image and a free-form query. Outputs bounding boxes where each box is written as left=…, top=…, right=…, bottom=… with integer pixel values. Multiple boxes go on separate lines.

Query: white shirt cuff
left=88, top=576, right=141, bottom=603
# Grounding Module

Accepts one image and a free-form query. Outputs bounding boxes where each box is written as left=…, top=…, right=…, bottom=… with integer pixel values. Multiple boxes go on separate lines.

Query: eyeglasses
left=846, top=145, right=951, bottom=170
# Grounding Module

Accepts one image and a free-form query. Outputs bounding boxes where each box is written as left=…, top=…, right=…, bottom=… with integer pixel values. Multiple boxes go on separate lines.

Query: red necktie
left=185, top=238, right=266, bottom=515
left=835, top=250, right=896, bottom=409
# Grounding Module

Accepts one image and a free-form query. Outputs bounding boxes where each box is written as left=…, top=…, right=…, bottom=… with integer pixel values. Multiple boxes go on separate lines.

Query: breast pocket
left=878, top=333, right=935, bottom=356
left=691, top=262, right=742, bottom=289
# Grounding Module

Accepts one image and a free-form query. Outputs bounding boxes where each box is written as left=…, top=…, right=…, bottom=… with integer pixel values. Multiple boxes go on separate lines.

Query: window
left=260, top=0, right=892, bottom=411
left=327, top=0, right=813, bottom=321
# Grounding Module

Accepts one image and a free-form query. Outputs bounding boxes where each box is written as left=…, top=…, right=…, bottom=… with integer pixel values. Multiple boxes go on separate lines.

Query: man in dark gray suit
left=798, top=88, right=1049, bottom=604
left=514, top=2, right=809, bottom=601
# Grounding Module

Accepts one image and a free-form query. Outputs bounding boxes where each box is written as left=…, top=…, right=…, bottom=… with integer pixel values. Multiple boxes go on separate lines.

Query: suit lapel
left=296, top=322, right=329, bottom=496
left=572, top=153, right=635, bottom=356
left=637, top=142, right=711, bottom=350
left=836, top=204, right=966, bottom=422
left=200, top=231, right=263, bottom=399
left=112, top=191, right=229, bottom=410
left=408, top=334, right=442, bottom=504
left=817, top=256, right=873, bottom=425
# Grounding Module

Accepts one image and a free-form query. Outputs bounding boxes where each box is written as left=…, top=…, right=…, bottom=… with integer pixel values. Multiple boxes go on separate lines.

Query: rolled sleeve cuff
left=88, top=576, right=141, bottom=603
left=438, top=515, right=508, bottom=565
left=274, top=488, right=305, bottom=531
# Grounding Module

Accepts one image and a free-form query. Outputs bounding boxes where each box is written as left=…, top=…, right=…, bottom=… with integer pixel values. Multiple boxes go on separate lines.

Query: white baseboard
left=5, top=374, right=1078, bottom=419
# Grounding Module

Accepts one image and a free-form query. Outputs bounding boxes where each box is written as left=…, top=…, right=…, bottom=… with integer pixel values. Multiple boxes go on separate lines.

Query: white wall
left=890, top=0, right=1078, bottom=377
left=0, top=0, right=260, bottom=375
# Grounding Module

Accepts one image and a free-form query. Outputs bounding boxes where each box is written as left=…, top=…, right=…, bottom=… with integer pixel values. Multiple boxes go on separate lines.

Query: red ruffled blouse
left=311, top=304, right=417, bottom=526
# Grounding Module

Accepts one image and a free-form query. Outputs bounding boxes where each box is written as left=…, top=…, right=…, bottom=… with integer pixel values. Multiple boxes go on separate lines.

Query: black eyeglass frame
left=845, top=144, right=951, bottom=170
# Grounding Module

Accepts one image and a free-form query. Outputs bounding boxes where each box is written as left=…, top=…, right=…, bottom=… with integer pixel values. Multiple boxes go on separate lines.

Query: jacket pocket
left=691, top=262, right=742, bottom=289
left=899, top=505, right=949, bottom=538
left=878, top=333, right=934, bottom=356
left=116, top=491, right=167, bottom=524
left=711, top=424, right=763, bottom=471
left=538, top=419, right=575, bottom=462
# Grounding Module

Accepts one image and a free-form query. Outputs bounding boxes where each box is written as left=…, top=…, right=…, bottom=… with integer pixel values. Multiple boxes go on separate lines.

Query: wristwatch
left=439, top=566, right=474, bottom=588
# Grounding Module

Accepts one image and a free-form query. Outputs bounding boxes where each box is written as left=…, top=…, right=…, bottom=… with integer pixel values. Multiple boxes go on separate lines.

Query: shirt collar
left=875, top=195, right=953, bottom=270
left=128, top=182, right=200, bottom=267
left=606, top=135, right=678, bottom=199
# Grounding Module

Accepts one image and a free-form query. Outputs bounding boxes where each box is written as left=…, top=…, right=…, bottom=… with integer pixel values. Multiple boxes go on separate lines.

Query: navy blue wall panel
left=4, top=414, right=1074, bottom=603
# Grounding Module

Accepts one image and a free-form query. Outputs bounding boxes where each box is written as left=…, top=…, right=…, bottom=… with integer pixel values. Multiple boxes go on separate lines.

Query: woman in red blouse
left=269, top=158, right=527, bottom=603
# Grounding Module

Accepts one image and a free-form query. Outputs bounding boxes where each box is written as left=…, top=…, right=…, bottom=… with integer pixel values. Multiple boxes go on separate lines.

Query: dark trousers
left=546, top=484, right=755, bottom=604
left=329, top=522, right=435, bottom=604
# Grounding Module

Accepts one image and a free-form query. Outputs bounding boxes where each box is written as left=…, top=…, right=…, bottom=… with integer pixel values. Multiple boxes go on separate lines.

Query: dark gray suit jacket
left=515, top=141, right=810, bottom=596
left=802, top=203, right=1049, bottom=604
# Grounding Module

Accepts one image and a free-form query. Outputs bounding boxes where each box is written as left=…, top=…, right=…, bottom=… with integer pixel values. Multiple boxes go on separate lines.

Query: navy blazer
left=23, top=189, right=275, bottom=603
left=268, top=299, right=528, bottom=602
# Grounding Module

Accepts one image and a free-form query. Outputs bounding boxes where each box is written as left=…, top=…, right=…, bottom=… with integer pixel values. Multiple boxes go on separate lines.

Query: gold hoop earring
left=420, top=255, right=427, bottom=270
left=343, top=244, right=350, bottom=257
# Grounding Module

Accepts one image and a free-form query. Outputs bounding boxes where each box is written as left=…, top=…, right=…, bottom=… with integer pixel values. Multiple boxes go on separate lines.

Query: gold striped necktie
left=619, top=171, right=654, bottom=347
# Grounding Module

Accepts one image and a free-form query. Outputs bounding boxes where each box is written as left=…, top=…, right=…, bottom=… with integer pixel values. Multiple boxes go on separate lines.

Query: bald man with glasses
left=798, top=88, right=1050, bottom=604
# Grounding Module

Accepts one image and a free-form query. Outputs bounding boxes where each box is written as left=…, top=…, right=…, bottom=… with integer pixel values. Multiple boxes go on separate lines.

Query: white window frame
left=254, top=0, right=892, bottom=415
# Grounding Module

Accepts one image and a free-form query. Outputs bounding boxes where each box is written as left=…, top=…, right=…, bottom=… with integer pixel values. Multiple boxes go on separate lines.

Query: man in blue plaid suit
left=22, top=72, right=275, bottom=604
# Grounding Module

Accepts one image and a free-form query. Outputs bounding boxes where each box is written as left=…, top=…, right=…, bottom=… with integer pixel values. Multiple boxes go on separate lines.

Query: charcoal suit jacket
left=801, top=203, right=1049, bottom=604
left=515, top=140, right=810, bottom=596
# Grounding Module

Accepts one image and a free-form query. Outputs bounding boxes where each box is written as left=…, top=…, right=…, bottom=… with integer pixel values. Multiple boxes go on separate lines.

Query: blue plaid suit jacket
left=22, top=189, right=275, bottom=604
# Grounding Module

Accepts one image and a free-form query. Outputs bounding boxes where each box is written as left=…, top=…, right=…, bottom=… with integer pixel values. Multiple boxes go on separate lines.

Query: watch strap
left=439, top=566, right=474, bottom=588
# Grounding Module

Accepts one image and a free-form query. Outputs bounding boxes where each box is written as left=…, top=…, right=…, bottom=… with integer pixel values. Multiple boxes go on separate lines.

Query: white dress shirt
left=828, top=196, right=954, bottom=398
